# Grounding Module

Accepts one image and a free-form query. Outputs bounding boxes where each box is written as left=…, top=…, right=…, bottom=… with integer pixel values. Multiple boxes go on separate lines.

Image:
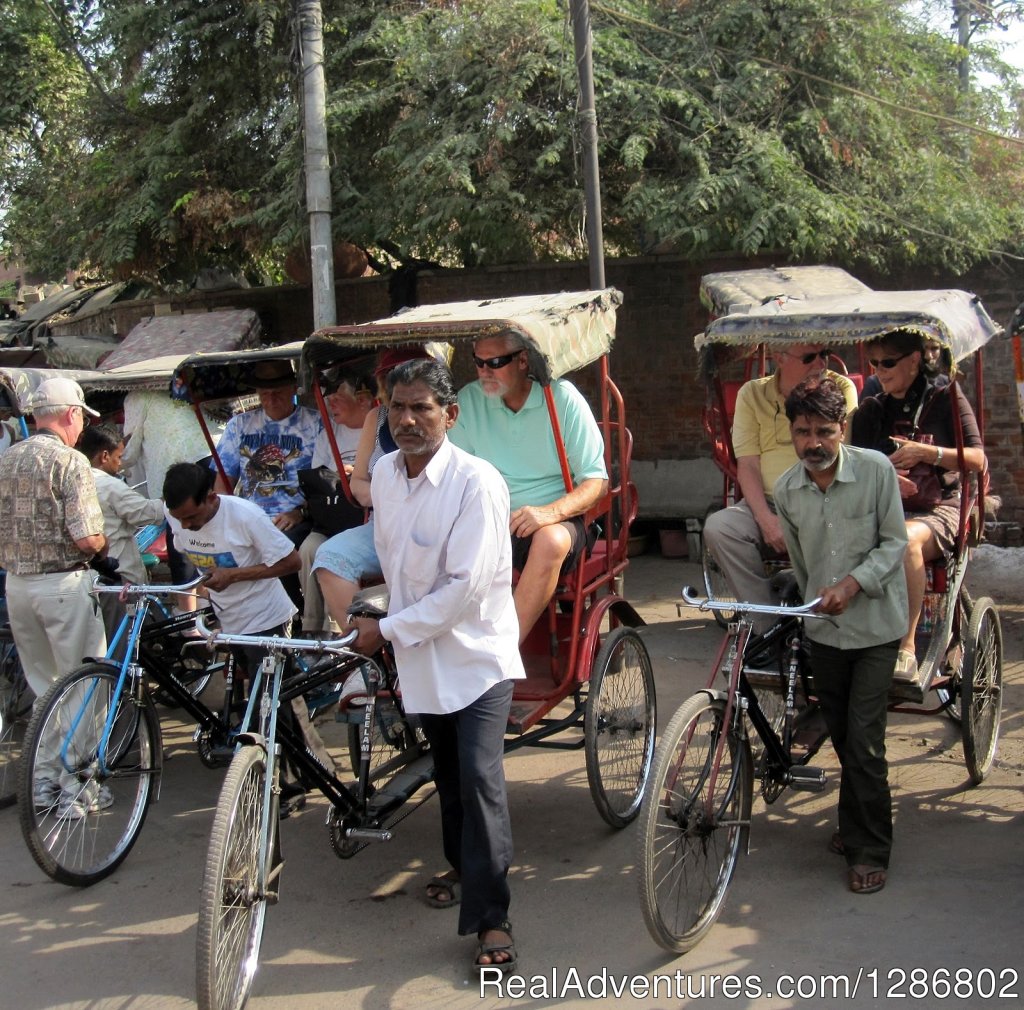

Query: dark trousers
left=282, top=520, right=312, bottom=614
left=166, top=536, right=197, bottom=585
left=808, top=639, right=897, bottom=869
left=418, top=679, right=514, bottom=937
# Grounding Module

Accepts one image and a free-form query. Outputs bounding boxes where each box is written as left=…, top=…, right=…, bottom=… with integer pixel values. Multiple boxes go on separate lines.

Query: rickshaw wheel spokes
left=584, top=627, right=656, bottom=828
left=960, top=597, right=1003, bottom=784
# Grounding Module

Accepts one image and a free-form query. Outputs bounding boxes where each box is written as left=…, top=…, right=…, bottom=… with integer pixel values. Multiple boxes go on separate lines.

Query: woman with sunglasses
left=851, top=329, right=986, bottom=683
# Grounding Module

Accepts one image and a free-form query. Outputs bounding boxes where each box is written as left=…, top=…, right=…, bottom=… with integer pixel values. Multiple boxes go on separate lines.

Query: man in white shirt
left=163, top=463, right=299, bottom=638
left=164, top=461, right=316, bottom=815
left=351, top=358, right=524, bottom=975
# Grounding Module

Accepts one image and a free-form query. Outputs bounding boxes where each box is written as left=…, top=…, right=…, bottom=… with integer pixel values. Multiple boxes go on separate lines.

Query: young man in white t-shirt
left=164, top=462, right=299, bottom=636
left=164, top=462, right=317, bottom=815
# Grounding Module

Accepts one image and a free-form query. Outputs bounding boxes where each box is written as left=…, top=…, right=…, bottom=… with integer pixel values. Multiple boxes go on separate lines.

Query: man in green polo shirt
left=773, top=377, right=907, bottom=897
left=450, top=330, right=608, bottom=644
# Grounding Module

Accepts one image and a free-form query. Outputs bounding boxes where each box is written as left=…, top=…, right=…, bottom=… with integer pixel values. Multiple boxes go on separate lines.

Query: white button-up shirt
left=373, top=438, right=524, bottom=714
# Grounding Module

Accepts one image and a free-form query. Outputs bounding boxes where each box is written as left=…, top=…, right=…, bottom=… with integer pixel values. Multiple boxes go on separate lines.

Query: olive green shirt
left=773, top=445, right=908, bottom=649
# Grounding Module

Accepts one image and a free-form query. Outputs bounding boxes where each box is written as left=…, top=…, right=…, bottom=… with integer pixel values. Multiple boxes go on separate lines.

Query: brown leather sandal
left=474, top=921, right=517, bottom=974
left=848, top=865, right=887, bottom=894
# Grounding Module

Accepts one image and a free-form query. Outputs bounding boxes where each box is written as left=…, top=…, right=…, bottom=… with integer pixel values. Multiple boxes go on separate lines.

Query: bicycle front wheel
left=196, top=746, right=276, bottom=1010
left=0, top=636, right=33, bottom=808
left=637, top=693, right=752, bottom=953
left=17, top=663, right=160, bottom=886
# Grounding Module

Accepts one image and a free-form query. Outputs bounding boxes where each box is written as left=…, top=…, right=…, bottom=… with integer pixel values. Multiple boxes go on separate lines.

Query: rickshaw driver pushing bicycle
left=349, top=359, right=525, bottom=974
left=773, top=378, right=908, bottom=896
left=449, top=329, right=608, bottom=644
left=703, top=343, right=858, bottom=643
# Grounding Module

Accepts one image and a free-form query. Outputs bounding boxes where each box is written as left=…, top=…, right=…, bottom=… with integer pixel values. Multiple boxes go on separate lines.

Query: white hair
left=33, top=404, right=70, bottom=421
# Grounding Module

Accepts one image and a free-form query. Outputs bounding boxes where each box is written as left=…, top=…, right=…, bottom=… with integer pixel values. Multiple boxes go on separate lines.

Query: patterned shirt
left=0, top=431, right=104, bottom=575
left=214, top=405, right=322, bottom=516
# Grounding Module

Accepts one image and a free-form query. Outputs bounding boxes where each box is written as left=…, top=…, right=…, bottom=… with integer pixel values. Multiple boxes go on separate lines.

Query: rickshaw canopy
left=1, top=365, right=106, bottom=411
left=172, top=342, right=305, bottom=403
left=303, top=289, right=622, bottom=386
left=699, top=266, right=871, bottom=318
left=697, top=288, right=1001, bottom=364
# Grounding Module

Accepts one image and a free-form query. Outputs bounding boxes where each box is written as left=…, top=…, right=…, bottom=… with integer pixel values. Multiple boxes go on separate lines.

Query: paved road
left=2, top=552, right=1021, bottom=1009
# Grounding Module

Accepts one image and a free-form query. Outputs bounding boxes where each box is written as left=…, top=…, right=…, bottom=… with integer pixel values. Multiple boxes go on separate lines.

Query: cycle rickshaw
left=638, top=280, right=1005, bottom=953
left=302, top=287, right=655, bottom=821
left=175, top=289, right=654, bottom=1010
left=695, top=265, right=874, bottom=624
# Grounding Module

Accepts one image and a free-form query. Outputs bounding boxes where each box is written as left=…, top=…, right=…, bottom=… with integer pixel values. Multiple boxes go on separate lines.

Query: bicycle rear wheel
left=344, top=695, right=415, bottom=781
left=196, top=746, right=276, bottom=1010
left=638, top=693, right=752, bottom=953
left=17, top=663, right=160, bottom=886
left=701, top=543, right=737, bottom=629
left=960, top=597, right=1003, bottom=785
left=584, top=627, right=656, bottom=828
left=0, top=636, right=33, bottom=808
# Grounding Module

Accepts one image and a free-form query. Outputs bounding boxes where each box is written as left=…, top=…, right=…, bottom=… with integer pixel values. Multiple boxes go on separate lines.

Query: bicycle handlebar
left=193, top=611, right=360, bottom=655
left=681, top=584, right=833, bottom=620
left=90, top=574, right=207, bottom=597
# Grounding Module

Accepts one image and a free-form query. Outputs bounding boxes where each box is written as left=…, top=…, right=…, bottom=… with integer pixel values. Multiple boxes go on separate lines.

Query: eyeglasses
left=868, top=352, right=911, bottom=370
left=472, top=351, right=522, bottom=370
left=782, top=349, right=830, bottom=365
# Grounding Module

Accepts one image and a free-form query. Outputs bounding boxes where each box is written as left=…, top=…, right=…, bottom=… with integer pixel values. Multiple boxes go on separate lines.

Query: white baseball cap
left=30, top=377, right=100, bottom=417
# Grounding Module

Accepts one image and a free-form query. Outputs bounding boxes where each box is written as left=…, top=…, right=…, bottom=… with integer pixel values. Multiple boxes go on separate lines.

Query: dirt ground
left=1, top=549, right=1021, bottom=1009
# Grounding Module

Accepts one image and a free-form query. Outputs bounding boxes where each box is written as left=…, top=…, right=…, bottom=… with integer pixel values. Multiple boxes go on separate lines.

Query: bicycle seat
left=349, top=584, right=389, bottom=619
left=769, top=569, right=801, bottom=606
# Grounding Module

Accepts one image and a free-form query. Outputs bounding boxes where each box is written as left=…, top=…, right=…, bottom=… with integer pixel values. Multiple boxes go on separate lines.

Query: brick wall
left=48, top=254, right=1024, bottom=521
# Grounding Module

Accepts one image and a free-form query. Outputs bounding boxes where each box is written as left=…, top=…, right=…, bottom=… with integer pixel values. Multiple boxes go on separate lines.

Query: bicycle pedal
left=786, top=766, right=826, bottom=791
left=345, top=827, right=393, bottom=843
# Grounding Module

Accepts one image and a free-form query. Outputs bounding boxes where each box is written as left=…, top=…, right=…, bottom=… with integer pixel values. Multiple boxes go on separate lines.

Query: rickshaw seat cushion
left=769, top=569, right=801, bottom=606
left=512, top=539, right=616, bottom=599
left=554, top=540, right=615, bottom=596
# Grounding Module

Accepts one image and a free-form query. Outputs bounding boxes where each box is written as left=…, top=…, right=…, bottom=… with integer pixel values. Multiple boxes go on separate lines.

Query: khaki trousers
left=6, top=569, right=107, bottom=700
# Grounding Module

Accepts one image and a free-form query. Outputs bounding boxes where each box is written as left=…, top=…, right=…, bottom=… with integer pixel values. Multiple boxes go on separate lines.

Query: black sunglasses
left=472, top=351, right=522, bottom=370
left=785, top=349, right=830, bottom=365
left=868, top=352, right=911, bottom=370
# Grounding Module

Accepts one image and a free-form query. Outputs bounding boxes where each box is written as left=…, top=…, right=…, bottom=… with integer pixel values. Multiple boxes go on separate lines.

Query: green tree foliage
left=1, top=0, right=1022, bottom=282
left=1, top=0, right=297, bottom=285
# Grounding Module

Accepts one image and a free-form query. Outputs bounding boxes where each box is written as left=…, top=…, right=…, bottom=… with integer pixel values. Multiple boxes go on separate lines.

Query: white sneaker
left=57, top=781, right=114, bottom=820
left=33, top=779, right=61, bottom=809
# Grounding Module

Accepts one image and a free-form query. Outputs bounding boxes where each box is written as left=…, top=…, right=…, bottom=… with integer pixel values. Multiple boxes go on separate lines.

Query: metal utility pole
left=297, top=0, right=336, bottom=328
left=569, top=0, right=606, bottom=290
